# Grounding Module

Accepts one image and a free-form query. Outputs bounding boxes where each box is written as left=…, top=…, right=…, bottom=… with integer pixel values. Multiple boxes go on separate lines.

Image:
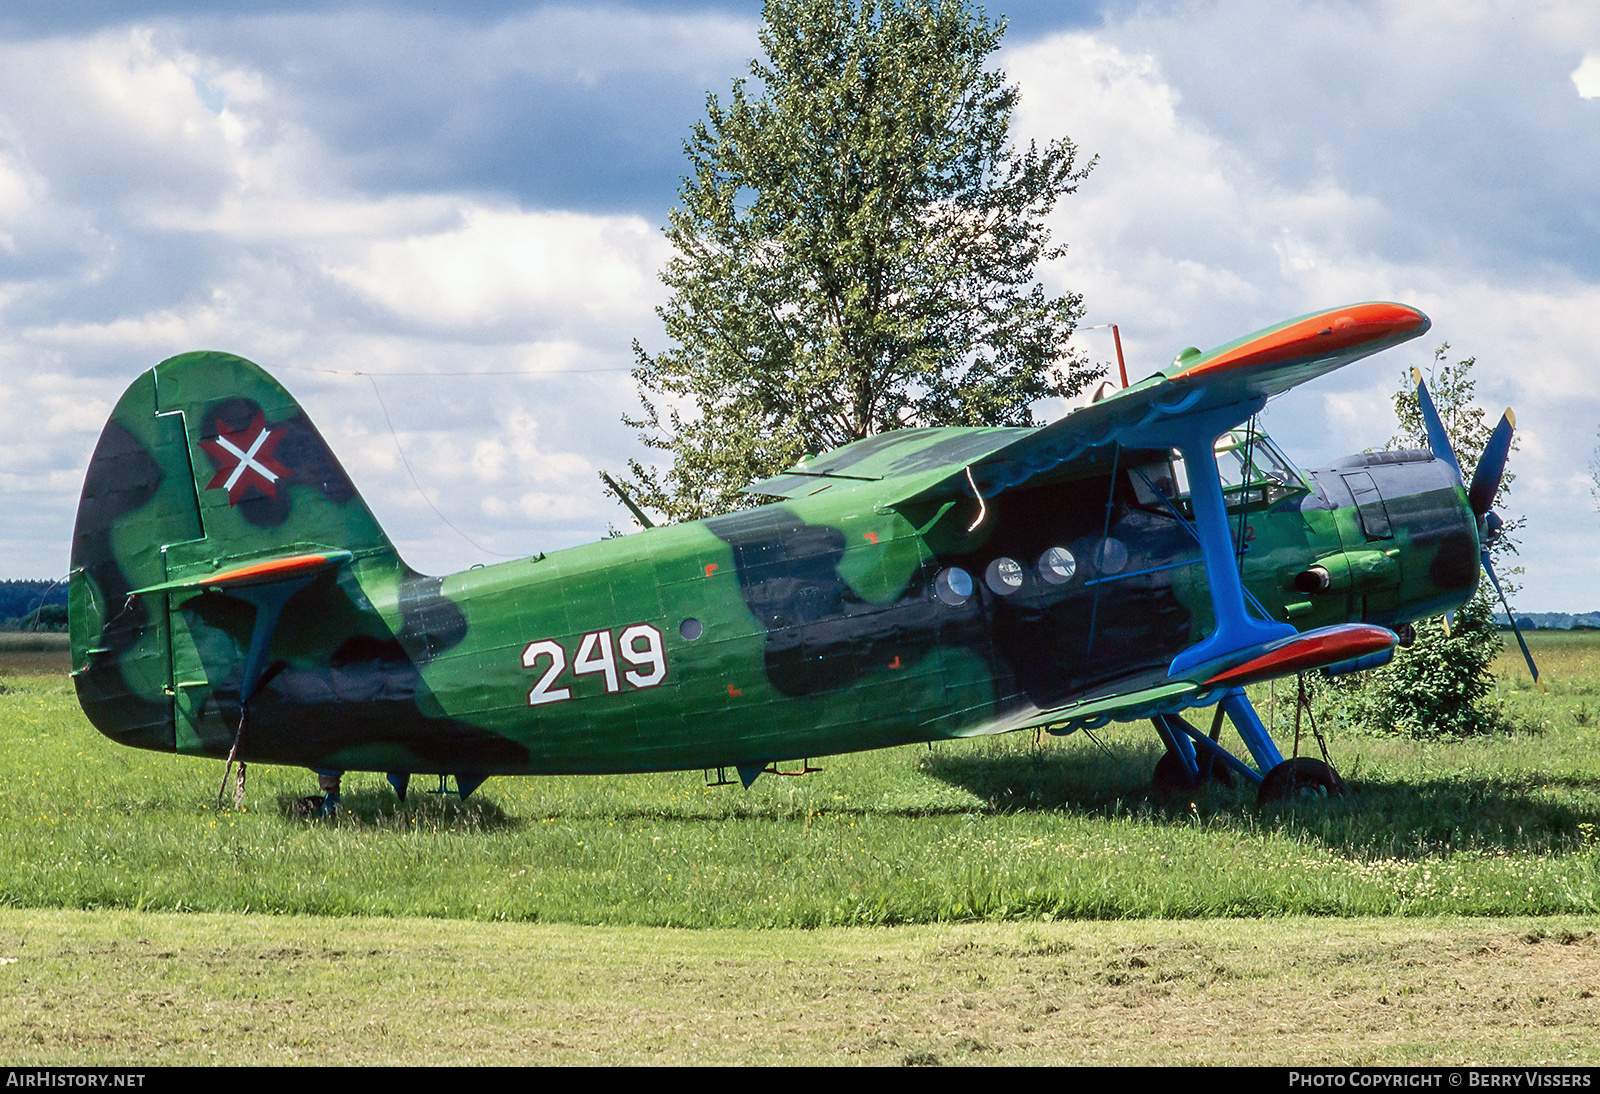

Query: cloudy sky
left=0, top=0, right=1595, bottom=610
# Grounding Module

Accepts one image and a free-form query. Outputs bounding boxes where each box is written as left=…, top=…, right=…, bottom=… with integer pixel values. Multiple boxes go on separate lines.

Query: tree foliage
left=0, top=579, right=67, bottom=631
left=1390, top=344, right=1499, bottom=474
left=622, top=0, right=1100, bottom=522
left=1336, top=593, right=1511, bottom=737
left=1342, top=343, right=1514, bottom=737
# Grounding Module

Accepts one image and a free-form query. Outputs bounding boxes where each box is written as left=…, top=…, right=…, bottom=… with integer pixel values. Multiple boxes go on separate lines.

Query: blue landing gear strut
left=313, top=769, right=343, bottom=817
left=1150, top=686, right=1343, bottom=803
left=1125, top=403, right=1343, bottom=802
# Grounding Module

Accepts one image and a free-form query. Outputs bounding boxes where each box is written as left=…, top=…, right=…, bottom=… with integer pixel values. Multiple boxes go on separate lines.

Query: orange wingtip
left=1183, top=303, right=1428, bottom=379
left=202, top=552, right=340, bottom=587
left=1203, top=623, right=1396, bottom=687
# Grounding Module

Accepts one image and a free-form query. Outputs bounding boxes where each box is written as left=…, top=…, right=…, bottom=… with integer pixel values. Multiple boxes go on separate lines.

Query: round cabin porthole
left=985, top=557, right=1024, bottom=596
left=935, top=566, right=973, bottom=606
left=1038, top=546, right=1077, bottom=584
left=679, top=618, right=703, bottom=641
left=1096, top=537, right=1129, bottom=575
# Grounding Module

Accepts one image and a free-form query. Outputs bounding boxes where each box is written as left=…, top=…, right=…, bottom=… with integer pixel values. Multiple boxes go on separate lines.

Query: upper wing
left=960, top=301, right=1430, bottom=498
left=745, top=301, right=1430, bottom=502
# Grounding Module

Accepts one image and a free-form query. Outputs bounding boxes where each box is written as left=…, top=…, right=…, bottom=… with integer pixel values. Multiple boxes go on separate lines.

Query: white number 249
left=522, top=624, right=666, bottom=706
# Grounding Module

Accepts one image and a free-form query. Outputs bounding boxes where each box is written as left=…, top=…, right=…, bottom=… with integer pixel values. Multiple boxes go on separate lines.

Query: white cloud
left=0, top=152, right=37, bottom=229
left=0, top=22, right=674, bottom=577
left=0, top=30, right=248, bottom=213
left=323, top=206, right=668, bottom=337
left=1574, top=53, right=1600, bottom=97
left=1008, top=32, right=1329, bottom=353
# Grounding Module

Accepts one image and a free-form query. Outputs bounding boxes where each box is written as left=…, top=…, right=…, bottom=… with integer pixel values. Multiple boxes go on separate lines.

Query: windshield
left=1129, top=429, right=1306, bottom=515
left=1214, top=430, right=1305, bottom=495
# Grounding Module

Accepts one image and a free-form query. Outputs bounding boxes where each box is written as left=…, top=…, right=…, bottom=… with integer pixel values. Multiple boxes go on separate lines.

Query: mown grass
left=5, top=909, right=1597, bottom=1065
left=2, top=633, right=1598, bottom=927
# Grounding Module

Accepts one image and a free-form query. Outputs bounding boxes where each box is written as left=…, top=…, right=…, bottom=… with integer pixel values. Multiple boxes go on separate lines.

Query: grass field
left=3, top=910, right=1596, bottom=1065
left=1, top=631, right=1597, bottom=1063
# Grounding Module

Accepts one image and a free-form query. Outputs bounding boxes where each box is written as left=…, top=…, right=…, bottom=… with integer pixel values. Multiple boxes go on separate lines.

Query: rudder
left=70, top=351, right=399, bottom=752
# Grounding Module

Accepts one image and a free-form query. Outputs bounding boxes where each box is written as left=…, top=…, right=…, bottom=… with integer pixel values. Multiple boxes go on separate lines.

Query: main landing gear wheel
left=1258, top=757, right=1345, bottom=804
left=291, top=795, right=325, bottom=817
left=1153, top=752, right=1234, bottom=795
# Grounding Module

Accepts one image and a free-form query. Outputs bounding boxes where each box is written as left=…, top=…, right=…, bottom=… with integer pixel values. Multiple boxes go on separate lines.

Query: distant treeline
left=0, top=579, right=69, bottom=630
left=1497, top=611, right=1600, bottom=631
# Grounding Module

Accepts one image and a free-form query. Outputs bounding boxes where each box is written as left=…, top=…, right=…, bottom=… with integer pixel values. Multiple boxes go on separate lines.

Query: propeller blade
left=1468, top=408, right=1515, bottom=518
left=1481, top=549, right=1543, bottom=693
left=1412, top=367, right=1463, bottom=481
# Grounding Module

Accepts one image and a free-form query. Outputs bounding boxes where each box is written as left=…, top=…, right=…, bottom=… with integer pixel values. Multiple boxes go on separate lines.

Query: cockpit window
left=1129, top=430, right=1306, bottom=516
left=1129, top=455, right=1187, bottom=510
left=1215, top=430, right=1305, bottom=498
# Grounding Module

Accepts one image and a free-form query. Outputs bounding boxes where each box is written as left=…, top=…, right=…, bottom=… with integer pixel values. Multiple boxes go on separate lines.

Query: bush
left=1336, top=593, right=1512, bottom=737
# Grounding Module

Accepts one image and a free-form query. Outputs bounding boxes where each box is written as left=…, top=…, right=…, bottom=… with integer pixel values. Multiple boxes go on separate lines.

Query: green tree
left=621, top=0, right=1100, bottom=522
left=1389, top=344, right=1499, bottom=472
left=1343, top=344, right=1514, bottom=736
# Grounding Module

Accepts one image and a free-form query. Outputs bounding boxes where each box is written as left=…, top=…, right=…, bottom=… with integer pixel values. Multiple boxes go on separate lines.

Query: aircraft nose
left=1362, top=454, right=1480, bottom=599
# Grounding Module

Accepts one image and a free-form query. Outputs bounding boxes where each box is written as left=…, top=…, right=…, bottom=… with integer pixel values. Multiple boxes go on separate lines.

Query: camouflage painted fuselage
left=69, top=350, right=1479, bottom=780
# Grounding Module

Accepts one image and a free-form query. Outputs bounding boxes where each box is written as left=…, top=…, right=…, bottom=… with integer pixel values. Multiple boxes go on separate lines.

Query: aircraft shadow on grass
left=919, top=746, right=1600, bottom=857
left=274, top=788, right=520, bottom=831
left=266, top=742, right=1600, bottom=861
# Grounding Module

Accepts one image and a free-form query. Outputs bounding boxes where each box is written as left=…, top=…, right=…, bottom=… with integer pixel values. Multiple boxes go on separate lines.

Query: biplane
left=68, top=300, right=1529, bottom=810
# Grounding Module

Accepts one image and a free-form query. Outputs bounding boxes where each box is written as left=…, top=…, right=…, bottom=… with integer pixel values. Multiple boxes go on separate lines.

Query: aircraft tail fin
left=69, top=351, right=399, bottom=750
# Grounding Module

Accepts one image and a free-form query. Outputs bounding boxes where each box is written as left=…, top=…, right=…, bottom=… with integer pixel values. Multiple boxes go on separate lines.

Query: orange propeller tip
left=1505, top=408, right=1515, bottom=428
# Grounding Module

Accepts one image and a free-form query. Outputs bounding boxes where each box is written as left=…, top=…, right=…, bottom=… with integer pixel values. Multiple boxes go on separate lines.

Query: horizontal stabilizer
left=130, top=550, right=352, bottom=597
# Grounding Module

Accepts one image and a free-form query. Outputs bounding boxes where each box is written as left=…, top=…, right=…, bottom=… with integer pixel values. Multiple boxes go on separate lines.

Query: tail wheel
left=1258, top=757, right=1345, bottom=804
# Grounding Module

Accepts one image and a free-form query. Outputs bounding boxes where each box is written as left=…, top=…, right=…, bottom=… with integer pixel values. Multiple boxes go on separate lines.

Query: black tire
left=1258, top=757, right=1345, bottom=804
left=1193, top=749, right=1235, bottom=788
left=1152, top=751, right=1196, bottom=794
left=1154, top=750, right=1236, bottom=794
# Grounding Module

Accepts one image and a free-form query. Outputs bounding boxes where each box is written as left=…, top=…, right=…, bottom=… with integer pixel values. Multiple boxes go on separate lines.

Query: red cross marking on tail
left=201, top=413, right=292, bottom=505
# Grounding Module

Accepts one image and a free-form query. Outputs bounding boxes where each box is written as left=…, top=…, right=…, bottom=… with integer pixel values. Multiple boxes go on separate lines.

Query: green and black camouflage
left=69, top=304, right=1480, bottom=788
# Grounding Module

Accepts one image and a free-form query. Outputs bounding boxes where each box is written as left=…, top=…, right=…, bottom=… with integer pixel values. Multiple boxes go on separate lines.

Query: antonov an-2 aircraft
left=68, top=301, right=1527, bottom=810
